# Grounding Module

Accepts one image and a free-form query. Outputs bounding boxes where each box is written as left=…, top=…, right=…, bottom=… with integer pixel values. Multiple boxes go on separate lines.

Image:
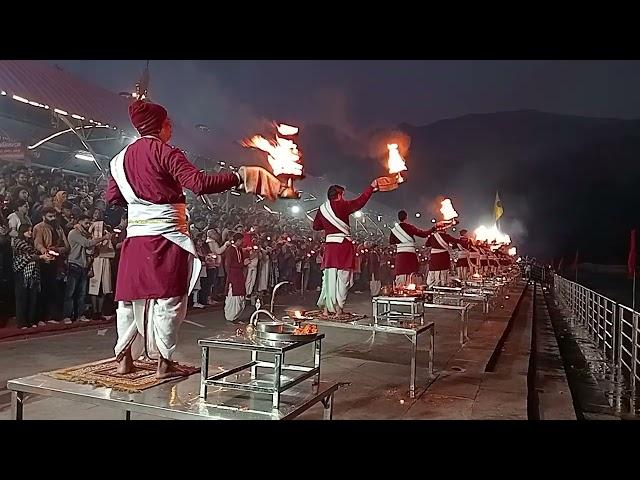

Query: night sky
left=44, top=60, right=640, bottom=262
left=48, top=60, right=640, bottom=133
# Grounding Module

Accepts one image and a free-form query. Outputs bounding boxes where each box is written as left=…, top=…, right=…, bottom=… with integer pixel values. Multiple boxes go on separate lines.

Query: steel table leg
left=322, top=393, right=334, bottom=420
left=200, top=346, right=209, bottom=399
left=123, top=410, right=131, bottom=420
left=429, top=328, right=435, bottom=376
left=463, top=309, right=469, bottom=342
left=11, top=391, right=24, bottom=421
left=409, top=334, right=417, bottom=398
left=251, top=349, right=258, bottom=380
left=314, top=338, right=322, bottom=388
left=273, top=353, right=282, bottom=409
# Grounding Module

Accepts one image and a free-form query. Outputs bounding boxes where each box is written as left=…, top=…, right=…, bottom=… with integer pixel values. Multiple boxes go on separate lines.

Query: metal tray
left=254, top=322, right=318, bottom=342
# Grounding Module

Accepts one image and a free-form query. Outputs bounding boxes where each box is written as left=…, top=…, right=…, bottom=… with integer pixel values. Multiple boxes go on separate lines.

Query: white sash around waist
left=396, top=244, right=417, bottom=253
left=110, top=139, right=201, bottom=294
left=431, top=248, right=448, bottom=254
left=326, top=233, right=352, bottom=244
left=392, top=224, right=416, bottom=253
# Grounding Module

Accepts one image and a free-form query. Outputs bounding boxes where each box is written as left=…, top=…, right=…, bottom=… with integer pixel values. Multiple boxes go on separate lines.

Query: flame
left=474, top=224, right=511, bottom=245
left=387, top=143, right=407, bottom=175
left=277, top=123, right=299, bottom=136
left=406, top=283, right=416, bottom=290
left=243, top=123, right=302, bottom=177
left=294, top=310, right=302, bottom=318
left=440, top=198, right=458, bottom=221
left=508, top=247, right=517, bottom=256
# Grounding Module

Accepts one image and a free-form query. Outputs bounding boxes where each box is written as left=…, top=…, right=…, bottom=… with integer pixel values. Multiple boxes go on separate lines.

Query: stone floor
left=0, top=283, right=531, bottom=420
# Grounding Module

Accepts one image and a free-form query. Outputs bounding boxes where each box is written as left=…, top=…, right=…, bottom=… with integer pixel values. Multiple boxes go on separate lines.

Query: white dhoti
left=114, top=295, right=187, bottom=361
left=257, top=260, right=269, bottom=292
left=245, top=267, right=257, bottom=296
left=370, top=273, right=381, bottom=296
left=456, top=266, right=469, bottom=281
left=224, top=285, right=245, bottom=322
left=89, top=257, right=113, bottom=295
left=317, top=268, right=353, bottom=313
left=427, top=270, right=449, bottom=288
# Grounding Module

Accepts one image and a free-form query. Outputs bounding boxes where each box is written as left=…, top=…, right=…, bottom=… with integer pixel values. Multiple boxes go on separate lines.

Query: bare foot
left=116, top=349, right=134, bottom=375
left=156, top=356, right=189, bottom=379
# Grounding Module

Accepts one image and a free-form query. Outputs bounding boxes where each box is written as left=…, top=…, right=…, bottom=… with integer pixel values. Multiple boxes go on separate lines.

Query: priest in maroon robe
left=312, top=182, right=380, bottom=316
left=389, top=209, right=436, bottom=287
left=107, top=100, right=281, bottom=378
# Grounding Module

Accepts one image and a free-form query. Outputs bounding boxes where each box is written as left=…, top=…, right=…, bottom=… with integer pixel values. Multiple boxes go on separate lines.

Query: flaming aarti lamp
left=243, top=123, right=304, bottom=199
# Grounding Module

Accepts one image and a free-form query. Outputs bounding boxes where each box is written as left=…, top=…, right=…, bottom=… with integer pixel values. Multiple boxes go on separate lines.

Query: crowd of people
left=0, top=159, right=517, bottom=331
left=0, top=161, right=402, bottom=330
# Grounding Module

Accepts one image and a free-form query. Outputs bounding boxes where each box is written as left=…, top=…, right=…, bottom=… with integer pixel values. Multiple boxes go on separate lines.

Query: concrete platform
left=0, top=282, right=548, bottom=420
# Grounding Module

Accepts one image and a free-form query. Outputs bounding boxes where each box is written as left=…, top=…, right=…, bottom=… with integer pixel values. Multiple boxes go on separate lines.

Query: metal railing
left=554, top=274, right=640, bottom=401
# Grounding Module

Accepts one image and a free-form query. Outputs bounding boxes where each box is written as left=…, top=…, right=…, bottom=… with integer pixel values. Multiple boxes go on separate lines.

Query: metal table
left=199, top=333, right=324, bottom=410
left=7, top=372, right=339, bottom=420
left=423, top=301, right=472, bottom=345
left=372, top=295, right=424, bottom=324
left=302, top=316, right=435, bottom=399
left=426, top=288, right=491, bottom=314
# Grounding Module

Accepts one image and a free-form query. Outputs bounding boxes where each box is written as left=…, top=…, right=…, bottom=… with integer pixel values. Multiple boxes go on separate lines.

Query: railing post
left=632, top=312, right=638, bottom=403
left=615, top=303, right=621, bottom=379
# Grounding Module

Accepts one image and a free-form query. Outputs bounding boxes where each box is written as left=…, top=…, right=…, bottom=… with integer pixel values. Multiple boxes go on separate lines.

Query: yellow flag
left=494, top=191, right=503, bottom=221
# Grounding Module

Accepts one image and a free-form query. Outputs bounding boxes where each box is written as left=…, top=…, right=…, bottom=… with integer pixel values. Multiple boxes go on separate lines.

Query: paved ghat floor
left=0, top=284, right=528, bottom=420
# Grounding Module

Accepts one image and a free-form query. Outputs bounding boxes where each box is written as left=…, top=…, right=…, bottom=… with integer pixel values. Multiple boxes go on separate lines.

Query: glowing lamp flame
left=277, top=123, right=299, bottom=136
left=387, top=143, right=407, bottom=175
left=294, top=310, right=302, bottom=318
left=474, top=224, right=511, bottom=245
left=440, top=198, right=458, bottom=221
left=243, top=123, right=302, bottom=177
left=508, top=247, right=517, bottom=256
left=406, top=283, right=416, bottom=291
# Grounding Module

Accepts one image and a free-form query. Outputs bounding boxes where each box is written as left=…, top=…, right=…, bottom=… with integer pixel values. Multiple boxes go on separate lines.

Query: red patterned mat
left=44, top=357, right=200, bottom=393
left=303, top=310, right=368, bottom=323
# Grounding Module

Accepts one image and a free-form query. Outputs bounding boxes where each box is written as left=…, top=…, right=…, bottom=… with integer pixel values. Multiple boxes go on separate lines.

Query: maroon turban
left=128, top=100, right=168, bottom=136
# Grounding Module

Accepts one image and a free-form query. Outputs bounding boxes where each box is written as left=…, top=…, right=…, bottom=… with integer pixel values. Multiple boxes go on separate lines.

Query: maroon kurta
left=106, top=137, right=240, bottom=301
left=426, top=232, right=460, bottom=271
left=479, top=246, right=489, bottom=267
left=389, top=222, right=435, bottom=275
left=455, top=236, right=473, bottom=267
left=312, top=186, right=374, bottom=270
left=224, top=244, right=246, bottom=296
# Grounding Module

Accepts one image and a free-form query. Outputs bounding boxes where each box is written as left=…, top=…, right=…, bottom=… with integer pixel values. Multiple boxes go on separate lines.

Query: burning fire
left=406, top=283, right=417, bottom=290
left=508, top=247, right=517, bottom=256
left=440, top=198, right=459, bottom=221
left=277, top=124, right=299, bottom=136
left=243, top=123, right=302, bottom=177
left=474, top=224, right=511, bottom=245
left=387, top=143, right=407, bottom=176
